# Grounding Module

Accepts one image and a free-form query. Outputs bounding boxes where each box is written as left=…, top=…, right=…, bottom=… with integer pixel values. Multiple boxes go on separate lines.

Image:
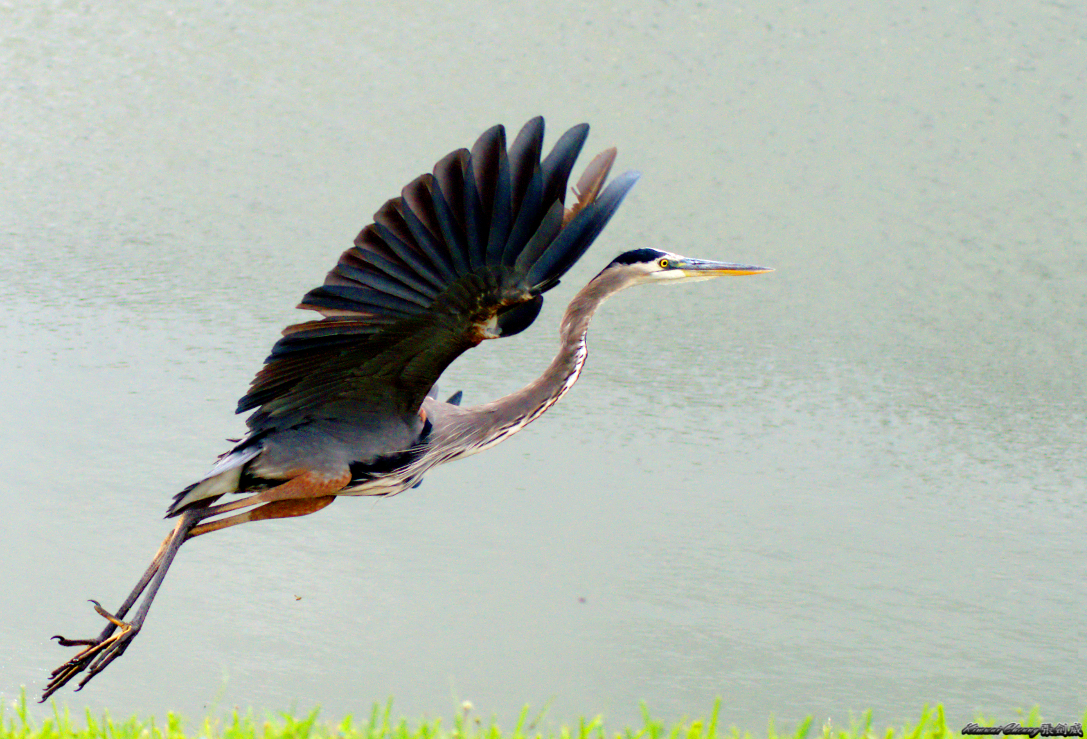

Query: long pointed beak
left=678, top=257, right=774, bottom=277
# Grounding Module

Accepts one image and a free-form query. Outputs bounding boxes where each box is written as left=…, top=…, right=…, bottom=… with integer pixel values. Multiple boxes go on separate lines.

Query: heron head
left=604, top=248, right=773, bottom=285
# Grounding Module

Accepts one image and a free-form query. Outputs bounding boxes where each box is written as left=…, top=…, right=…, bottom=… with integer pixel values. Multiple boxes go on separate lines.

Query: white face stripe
left=621, top=251, right=687, bottom=283
left=631, top=251, right=741, bottom=284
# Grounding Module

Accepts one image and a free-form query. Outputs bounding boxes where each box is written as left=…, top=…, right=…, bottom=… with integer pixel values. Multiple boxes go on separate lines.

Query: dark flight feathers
left=238, top=118, right=639, bottom=431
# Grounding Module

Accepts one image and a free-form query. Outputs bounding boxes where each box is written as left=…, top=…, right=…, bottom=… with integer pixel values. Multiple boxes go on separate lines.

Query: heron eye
left=658, top=258, right=670, bottom=269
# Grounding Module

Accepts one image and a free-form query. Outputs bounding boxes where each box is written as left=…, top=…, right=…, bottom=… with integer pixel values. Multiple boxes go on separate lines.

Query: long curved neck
left=523, top=267, right=629, bottom=413
left=453, top=269, right=629, bottom=455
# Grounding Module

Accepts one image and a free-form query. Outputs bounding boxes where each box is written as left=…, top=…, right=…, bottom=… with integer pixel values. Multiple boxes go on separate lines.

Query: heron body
left=44, top=118, right=771, bottom=699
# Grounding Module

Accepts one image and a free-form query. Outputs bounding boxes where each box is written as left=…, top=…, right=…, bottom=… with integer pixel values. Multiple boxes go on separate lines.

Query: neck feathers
left=446, top=267, right=631, bottom=458
left=485, top=268, right=628, bottom=434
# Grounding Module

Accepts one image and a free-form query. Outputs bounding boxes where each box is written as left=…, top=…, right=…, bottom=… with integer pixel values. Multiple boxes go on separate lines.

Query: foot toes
left=80, top=641, right=128, bottom=688
left=51, top=635, right=98, bottom=647
left=43, top=600, right=138, bottom=700
left=88, top=599, right=127, bottom=627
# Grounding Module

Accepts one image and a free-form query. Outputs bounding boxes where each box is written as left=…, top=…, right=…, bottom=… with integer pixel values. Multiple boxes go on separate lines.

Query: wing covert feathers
left=238, top=118, right=639, bottom=429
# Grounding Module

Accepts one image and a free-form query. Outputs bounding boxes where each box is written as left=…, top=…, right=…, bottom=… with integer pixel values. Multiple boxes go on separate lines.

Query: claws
left=41, top=599, right=140, bottom=702
left=89, top=599, right=129, bottom=628
left=50, top=635, right=98, bottom=647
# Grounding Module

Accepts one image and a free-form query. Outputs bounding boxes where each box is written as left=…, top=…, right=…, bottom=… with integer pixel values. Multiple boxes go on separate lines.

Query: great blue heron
left=43, top=117, right=771, bottom=700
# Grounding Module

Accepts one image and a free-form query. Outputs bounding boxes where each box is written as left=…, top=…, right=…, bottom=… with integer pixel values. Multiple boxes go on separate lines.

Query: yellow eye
left=659, top=258, right=670, bottom=268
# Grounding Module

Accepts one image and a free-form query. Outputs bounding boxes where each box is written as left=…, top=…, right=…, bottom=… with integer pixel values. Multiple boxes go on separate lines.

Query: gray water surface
left=2, top=0, right=1085, bottom=729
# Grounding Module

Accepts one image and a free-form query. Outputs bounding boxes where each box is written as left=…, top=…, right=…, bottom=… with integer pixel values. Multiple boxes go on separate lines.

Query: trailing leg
left=42, top=507, right=201, bottom=700
left=42, top=471, right=348, bottom=701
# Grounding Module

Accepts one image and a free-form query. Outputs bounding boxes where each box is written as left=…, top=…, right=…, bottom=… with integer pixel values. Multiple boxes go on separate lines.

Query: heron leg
left=42, top=508, right=201, bottom=701
left=43, top=471, right=349, bottom=701
left=189, top=496, right=336, bottom=537
left=188, top=470, right=351, bottom=536
left=49, top=530, right=173, bottom=650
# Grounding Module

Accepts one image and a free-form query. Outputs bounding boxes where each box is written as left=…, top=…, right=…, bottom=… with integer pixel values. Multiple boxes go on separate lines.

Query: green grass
left=2, top=696, right=1082, bottom=739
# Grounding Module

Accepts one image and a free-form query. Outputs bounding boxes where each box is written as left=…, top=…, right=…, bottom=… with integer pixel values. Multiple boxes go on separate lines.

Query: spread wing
left=239, top=117, right=639, bottom=432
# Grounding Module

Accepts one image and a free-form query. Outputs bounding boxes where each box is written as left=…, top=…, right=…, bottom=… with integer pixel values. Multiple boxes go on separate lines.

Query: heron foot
left=42, top=600, right=141, bottom=701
